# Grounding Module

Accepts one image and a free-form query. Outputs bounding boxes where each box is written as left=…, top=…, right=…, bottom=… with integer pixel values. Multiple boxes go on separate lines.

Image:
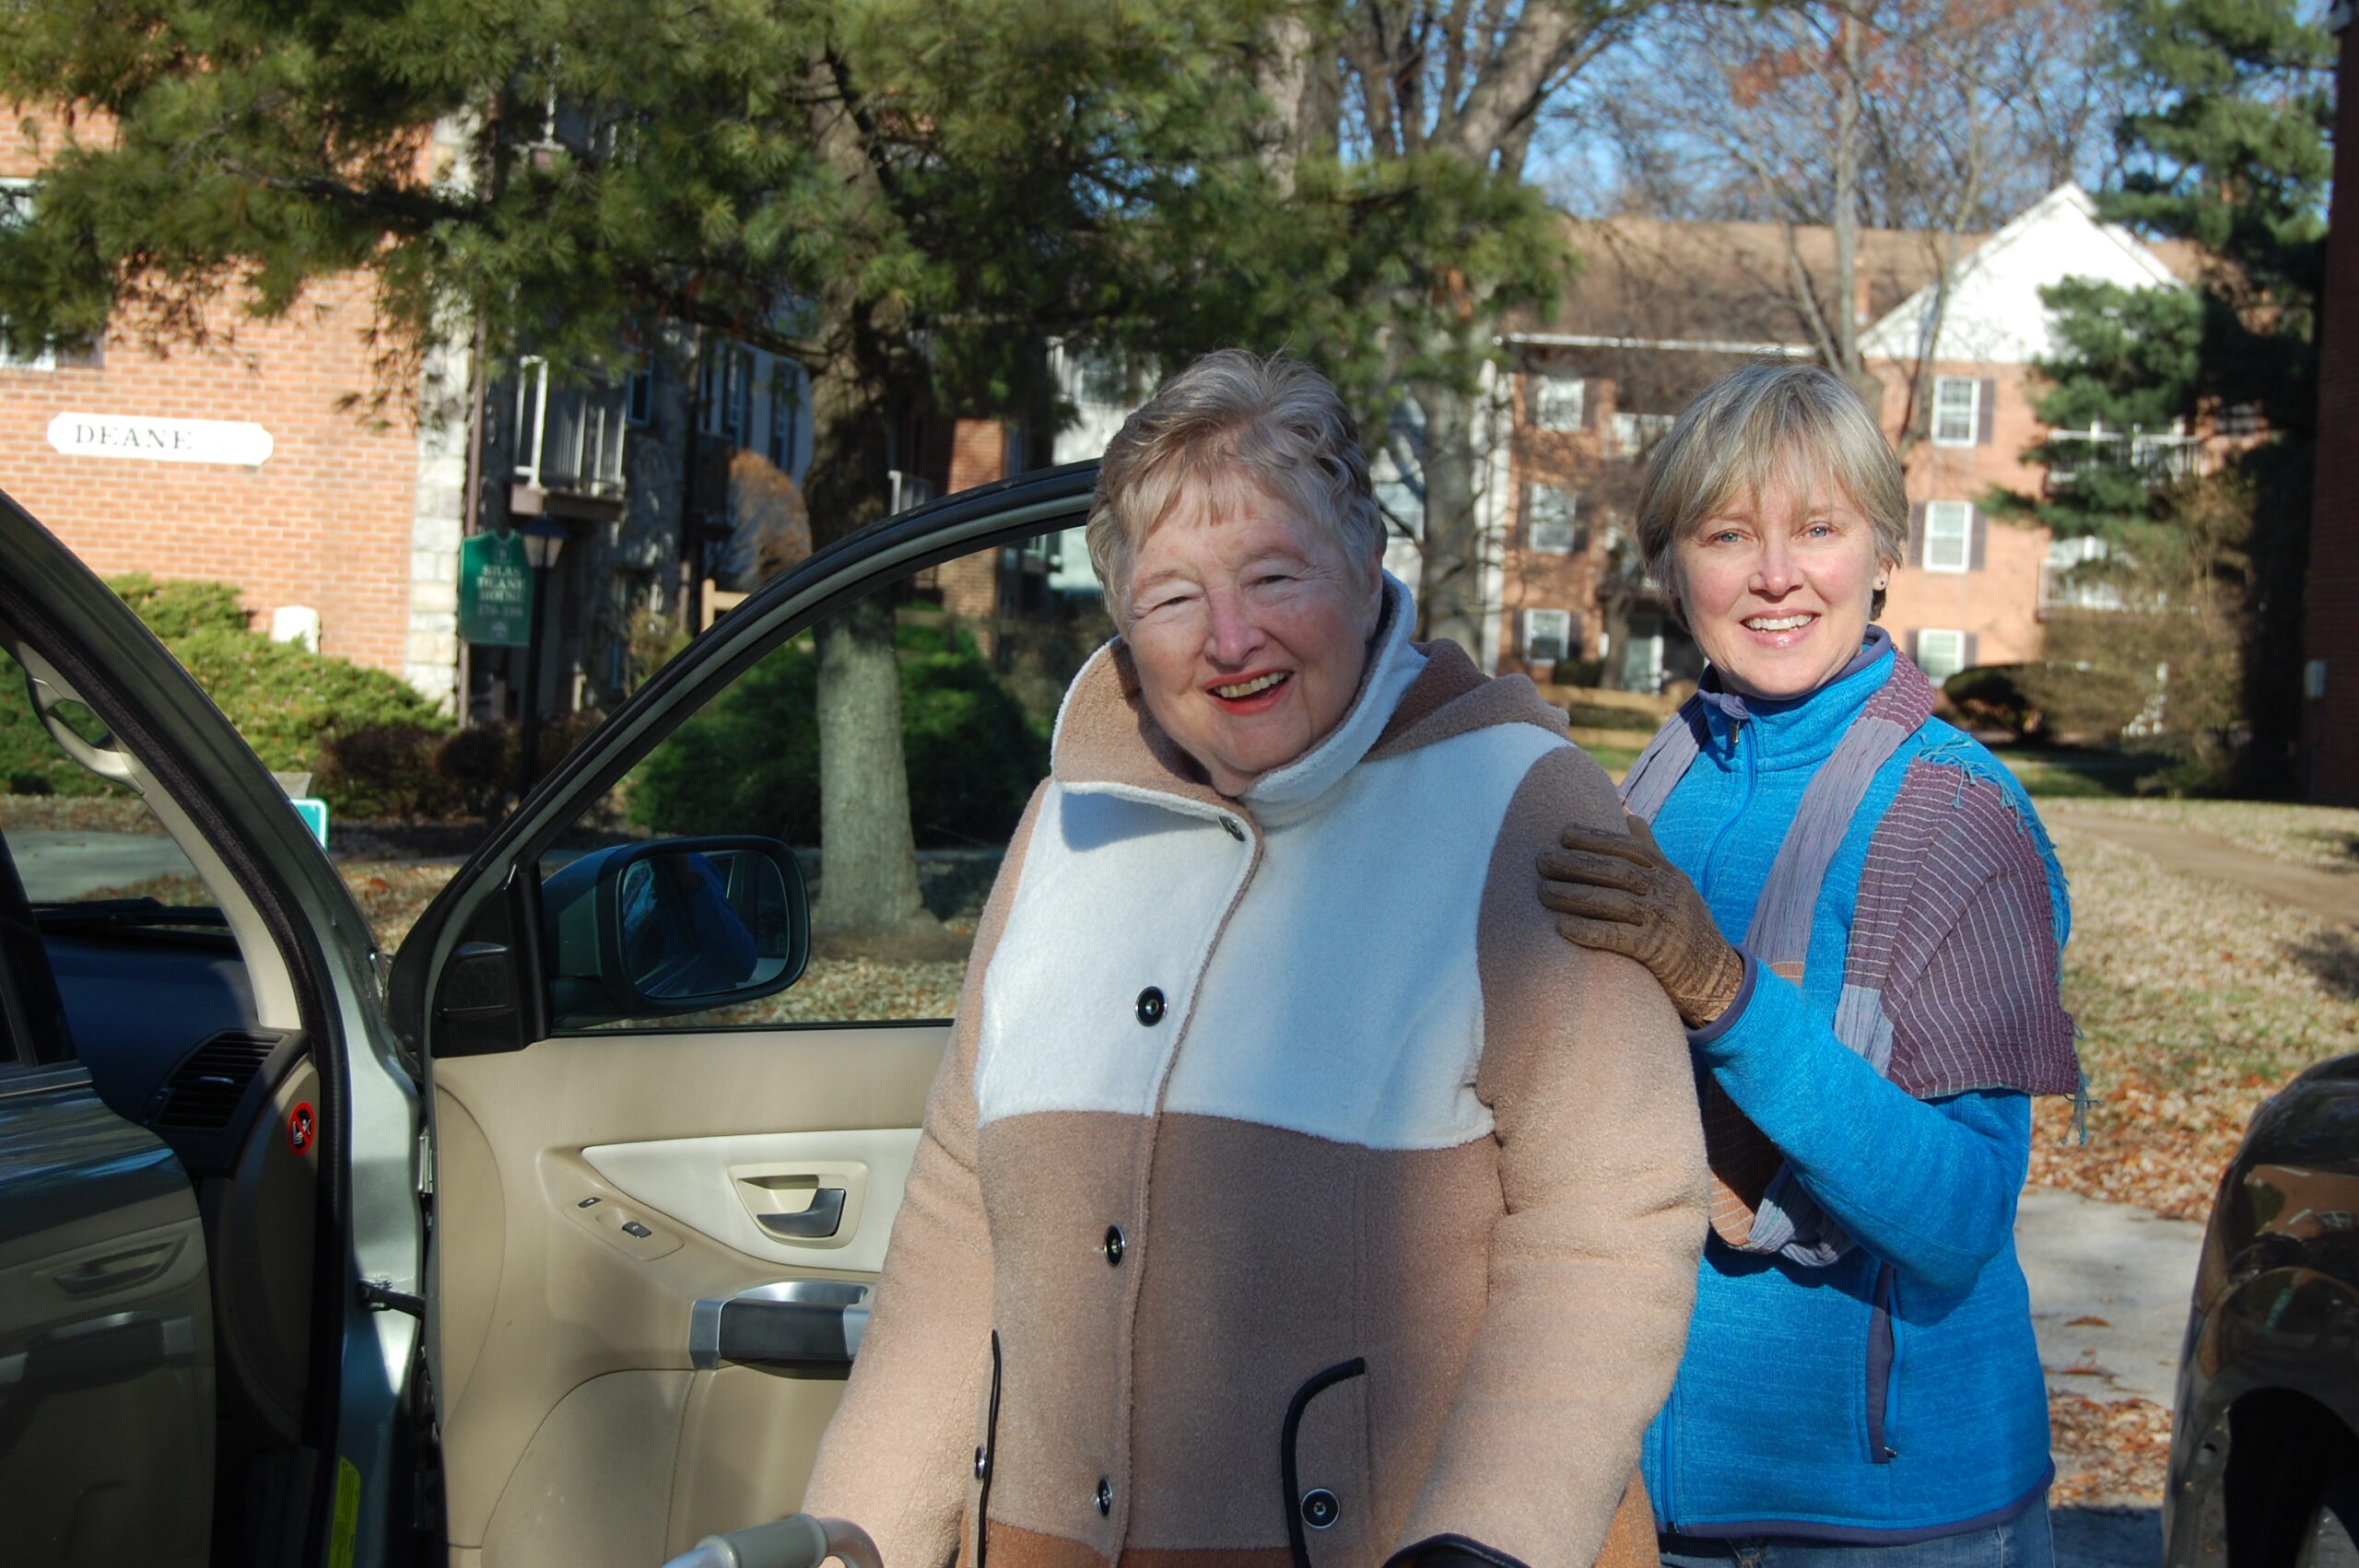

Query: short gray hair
left=1086, top=350, right=1384, bottom=612
left=1636, top=362, right=1907, bottom=621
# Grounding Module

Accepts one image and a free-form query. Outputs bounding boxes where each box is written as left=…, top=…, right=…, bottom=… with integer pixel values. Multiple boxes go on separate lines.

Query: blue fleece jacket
left=1639, top=648, right=2060, bottom=1541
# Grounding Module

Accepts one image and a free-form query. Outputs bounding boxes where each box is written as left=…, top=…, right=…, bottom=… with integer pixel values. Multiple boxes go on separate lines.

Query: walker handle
left=658, top=1515, right=883, bottom=1568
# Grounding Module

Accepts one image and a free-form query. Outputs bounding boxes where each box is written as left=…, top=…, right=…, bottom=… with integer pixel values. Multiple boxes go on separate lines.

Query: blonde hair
left=1086, top=350, right=1383, bottom=614
left=1636, top=362, right=1907, bottom=620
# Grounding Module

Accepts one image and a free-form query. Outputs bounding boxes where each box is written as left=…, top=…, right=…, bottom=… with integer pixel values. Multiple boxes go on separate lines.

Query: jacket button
left=1300, top=1490, right=1340, bottom=1530
left=1103, top=1225, right=1125, bottom=1266
left=1096, top=1476, right=1113, bottom=1515
left=973, top=1446, right=989, bottom=1480
left=1222, top=817, right=1246, bottom=840
left=1134, top=988, right=1165, bottom=1026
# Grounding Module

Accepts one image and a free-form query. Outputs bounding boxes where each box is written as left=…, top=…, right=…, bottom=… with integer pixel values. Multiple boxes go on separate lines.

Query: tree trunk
left=1831, top=6, right=1865, bottom=392
left=813, top=594, right=931, bottom=938
left=801, top=330, right=951, bottom=954
left=1414, top=378, right=1488, bottom=658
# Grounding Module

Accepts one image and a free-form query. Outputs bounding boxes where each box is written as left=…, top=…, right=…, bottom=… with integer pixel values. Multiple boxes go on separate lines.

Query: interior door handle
left=757, top=1187, right=846, bottom=1239
left=51, top=1239, right=182, bottom=1297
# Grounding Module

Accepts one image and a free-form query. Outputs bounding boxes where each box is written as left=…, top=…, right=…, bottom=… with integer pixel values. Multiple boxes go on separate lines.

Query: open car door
left=390, top=466, right=1100, bottom=1568
left=0, top=490, right=428, bottom=1568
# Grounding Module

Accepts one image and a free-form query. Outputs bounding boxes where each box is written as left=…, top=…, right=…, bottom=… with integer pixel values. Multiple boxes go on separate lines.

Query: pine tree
left=1991, top=0, right=2329, bottom=791
left=0, top=0, right=1564, bottom=939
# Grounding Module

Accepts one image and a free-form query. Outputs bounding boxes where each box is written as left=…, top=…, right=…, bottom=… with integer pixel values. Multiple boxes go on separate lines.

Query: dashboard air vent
left=153, top=1032, right=277, bottom=1130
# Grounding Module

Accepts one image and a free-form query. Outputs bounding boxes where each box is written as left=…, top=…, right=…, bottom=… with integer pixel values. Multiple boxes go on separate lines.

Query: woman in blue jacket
left=1540, top=362, right=2080, bottom=1568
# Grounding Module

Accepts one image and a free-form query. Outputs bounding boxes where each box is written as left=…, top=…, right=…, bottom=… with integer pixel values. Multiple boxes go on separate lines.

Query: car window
left=0, top=642, right=261, bottom=1106
left=0, top=644, right=210, bottom=909
left=542, top=523, right=1108, bottom=1033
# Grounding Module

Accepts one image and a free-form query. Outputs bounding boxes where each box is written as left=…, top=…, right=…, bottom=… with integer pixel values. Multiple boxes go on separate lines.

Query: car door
left=0, top=496, right=428, bottom=1568
left=388, top=466, right=1101, bottom=1568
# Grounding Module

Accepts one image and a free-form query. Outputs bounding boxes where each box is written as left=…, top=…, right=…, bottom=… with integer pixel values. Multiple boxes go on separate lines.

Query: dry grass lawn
left=2030, top=809, right=2359, bottom=1221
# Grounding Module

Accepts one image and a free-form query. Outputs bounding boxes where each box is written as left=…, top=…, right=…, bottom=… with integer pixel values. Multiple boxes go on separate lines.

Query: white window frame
left=1530, top=374, right=1586, bottom=432
left=698, top=343, right=754, bottom=439
left=1611, top=410, right=1673, bottom=457
left=1522, top=608, right=1575, bottom=664
left=1931, top=376, right=1979, bottom=447
left=0, top=179, right=54, bottom=372
left=1921, top=500, right=1972, bottom=573
left=1914, top=628, right=1968, bottom=683
left=1526, top=486, right=1579, bottom=554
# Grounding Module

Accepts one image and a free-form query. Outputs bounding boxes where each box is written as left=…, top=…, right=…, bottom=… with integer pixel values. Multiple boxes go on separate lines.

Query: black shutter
left=1581, top=380, right=1599, bottom=431
left=1977, top=378, right=1997, bottom=445
left=1963, top=633, right=1980, bottom=669
left=1907, top=502, right=1926, bottom=568
left=1568, top=613, right=1586, bottom=654
left=1968, top=507, right=1987, bottom=571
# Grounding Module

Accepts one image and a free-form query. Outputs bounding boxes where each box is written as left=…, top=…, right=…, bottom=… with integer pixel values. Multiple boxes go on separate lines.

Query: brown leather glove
left=1537, top=813, right=1745, bottom=1029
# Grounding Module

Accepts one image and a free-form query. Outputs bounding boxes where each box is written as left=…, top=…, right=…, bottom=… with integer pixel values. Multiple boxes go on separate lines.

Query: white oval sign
left=46, top=412, right=274, bottom=466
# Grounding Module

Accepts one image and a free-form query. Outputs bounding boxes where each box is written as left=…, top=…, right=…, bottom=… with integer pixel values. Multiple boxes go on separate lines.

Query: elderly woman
left=803, top=351, right=1708, bottom=1568
left=1540, top=363, right=2081, bottom=1568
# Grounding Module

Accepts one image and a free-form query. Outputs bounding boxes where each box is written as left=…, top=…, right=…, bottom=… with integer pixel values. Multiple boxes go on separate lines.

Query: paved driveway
left=7, top=827, right=198, bottom=901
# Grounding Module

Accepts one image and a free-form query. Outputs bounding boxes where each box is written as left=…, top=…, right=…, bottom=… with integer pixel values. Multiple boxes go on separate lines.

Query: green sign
left=458, top=530, right=534, bottom=647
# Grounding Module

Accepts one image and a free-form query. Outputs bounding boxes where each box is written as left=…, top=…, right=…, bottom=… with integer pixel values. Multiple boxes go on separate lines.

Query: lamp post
left=516, top=518, right=569, bottom=801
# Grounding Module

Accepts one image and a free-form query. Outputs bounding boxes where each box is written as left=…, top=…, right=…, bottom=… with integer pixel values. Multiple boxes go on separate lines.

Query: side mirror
left=541, top=837, right=809, bottom=1030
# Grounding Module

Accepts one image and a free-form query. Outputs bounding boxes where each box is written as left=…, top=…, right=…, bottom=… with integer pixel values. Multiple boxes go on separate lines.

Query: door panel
left=0, top=1071, right=213, bottom=1568
left=405, top=474, right=1102, bottom=1568
left=430, top=1026, right=944, bottom=1566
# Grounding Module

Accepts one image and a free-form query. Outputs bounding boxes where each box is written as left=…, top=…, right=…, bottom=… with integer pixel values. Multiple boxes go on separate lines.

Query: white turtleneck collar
left=1241, top=572, right=1426, bottom=825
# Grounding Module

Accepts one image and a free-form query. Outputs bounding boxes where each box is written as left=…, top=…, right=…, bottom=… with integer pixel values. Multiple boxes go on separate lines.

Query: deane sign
left=46, top=412, right=276, bottom=466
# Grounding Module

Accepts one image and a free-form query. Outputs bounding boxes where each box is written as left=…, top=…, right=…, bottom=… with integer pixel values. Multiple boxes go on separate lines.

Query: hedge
left=2, top=576, right=456, bottom=817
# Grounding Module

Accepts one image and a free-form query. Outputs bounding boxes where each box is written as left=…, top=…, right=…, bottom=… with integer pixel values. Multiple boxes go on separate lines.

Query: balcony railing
left=2041, top=419, right=2202, bottom=492
left=514, top=358, right=628, bottom=499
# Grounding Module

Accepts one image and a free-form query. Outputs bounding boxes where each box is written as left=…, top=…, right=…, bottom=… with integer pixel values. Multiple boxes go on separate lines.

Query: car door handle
left=757, top=1187, right=846, bottom=1239
left=690, top=1281, right=872, bottom=1377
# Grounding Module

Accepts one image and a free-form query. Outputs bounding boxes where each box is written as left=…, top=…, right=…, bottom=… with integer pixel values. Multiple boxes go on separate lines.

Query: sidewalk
left=2019, top=1185, right=2206, bottom=1568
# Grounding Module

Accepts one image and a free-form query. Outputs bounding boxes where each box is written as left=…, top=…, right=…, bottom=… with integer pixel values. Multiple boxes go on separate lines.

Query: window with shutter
left=1522, top=608, right=1575, bottom=664
left=1913, top=628, right=1968, bottom=682
left=1526, top=487, right=1579, bottom=553
left=1531, top=375, right=1587, bottom=432
left=1931, top=377, right=1978, bottom=446
left=1922, top=501, right=1972, bottom=573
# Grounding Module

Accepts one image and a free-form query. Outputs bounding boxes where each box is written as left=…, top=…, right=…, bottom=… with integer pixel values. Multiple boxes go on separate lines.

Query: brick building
left=1, top=106, right=1060, bottom=729
left=0, top=111, right=463, bottom=704
left=1490, top=186, right=2207, bottom=693
left=2304, top=5, right=2359, bottom=803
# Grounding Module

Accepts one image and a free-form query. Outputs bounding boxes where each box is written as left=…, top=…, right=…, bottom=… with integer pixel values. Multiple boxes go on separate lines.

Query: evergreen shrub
left=630, top=624, right=1046, bottom=848
left=0, top=576, right=457, bottom=816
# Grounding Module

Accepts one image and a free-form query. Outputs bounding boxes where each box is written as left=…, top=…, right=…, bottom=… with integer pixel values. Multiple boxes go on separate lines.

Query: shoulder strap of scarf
left=1618, top=697, right=1707, bottom=823
left=1631, top=651, right=1941, bottom=1270
left=1741, top=714, right=1917, bottom=981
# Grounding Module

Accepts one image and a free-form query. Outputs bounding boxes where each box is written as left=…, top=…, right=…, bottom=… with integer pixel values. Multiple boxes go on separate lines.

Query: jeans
left=1658, top=1512, right=2055, bottom=1568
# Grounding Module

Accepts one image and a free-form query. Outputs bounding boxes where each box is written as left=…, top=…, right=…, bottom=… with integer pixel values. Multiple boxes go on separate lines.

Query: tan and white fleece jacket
left=804, top=582, right=1708, bottom=1568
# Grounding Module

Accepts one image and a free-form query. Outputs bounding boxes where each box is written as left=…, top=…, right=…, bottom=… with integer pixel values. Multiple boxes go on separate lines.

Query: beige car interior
left=431, top=1024, right=945, bottom=1568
